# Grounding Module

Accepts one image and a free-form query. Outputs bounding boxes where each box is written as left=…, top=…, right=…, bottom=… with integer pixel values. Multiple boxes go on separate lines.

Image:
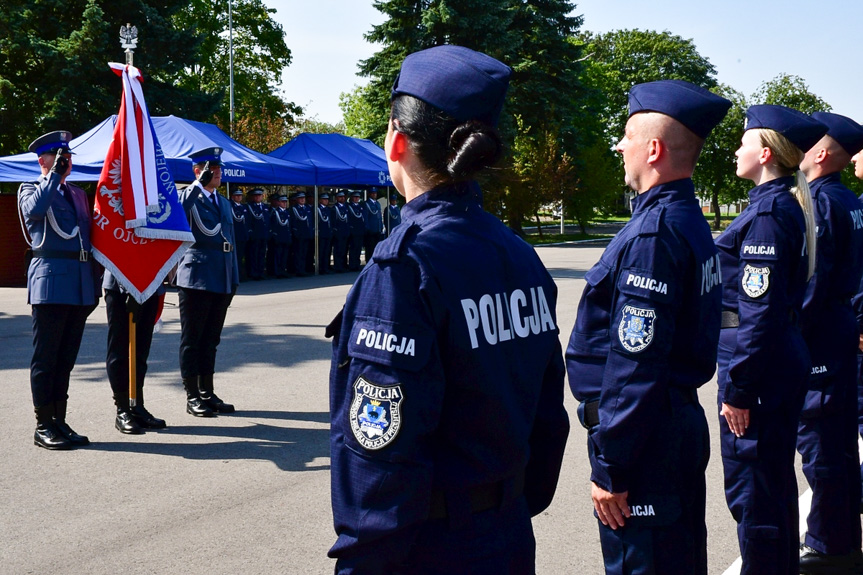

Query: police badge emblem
left=741, top=264, right=770, bottom=298
left=618, top=305, right=656, bottom=353
left=350, top=376, right=404, bottom=450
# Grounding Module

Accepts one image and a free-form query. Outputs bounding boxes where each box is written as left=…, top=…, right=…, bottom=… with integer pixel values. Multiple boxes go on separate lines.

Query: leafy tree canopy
left=0, top=0, right=298, bottom=156
left=751, top=73, right=831, bottom=115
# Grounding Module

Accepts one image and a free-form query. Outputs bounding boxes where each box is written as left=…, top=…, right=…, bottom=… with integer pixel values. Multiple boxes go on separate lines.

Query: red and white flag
left=91, top=63, right=194, bottom=303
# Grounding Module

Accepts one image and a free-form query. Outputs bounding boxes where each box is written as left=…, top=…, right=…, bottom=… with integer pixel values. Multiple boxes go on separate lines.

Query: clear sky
left=268, top=0, right=863, bottom=126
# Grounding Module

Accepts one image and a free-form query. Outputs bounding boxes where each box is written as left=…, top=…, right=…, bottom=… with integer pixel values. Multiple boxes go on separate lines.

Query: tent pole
left=314, top=186, right=319, bottom=276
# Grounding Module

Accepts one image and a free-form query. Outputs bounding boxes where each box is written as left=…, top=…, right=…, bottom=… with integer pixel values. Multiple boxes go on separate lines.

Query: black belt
left=428, top=471, right=524, bottom=520
left=198, top=242, right=234, bottom=253
left=578, top=388, right=697, bottom=430
left=721, top=310, right=797, bottom=328
left=721, top=311, right=739, bottom=328
left=30, top=249, right=90, bottom=262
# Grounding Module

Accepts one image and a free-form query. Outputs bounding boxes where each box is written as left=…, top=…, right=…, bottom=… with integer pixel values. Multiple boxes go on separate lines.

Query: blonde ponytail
left=758, top=129, right=817, bottom=279
left=790, top=170, right=817, bottom=279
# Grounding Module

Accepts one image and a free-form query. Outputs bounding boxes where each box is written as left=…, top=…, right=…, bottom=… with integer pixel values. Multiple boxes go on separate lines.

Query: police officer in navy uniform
left=18, top=130, right=101, bottom=450
left=327, top=45, right=569, bottom=574
left=385, top=192, right=401, bottom=236
left=229, top=188, right=249, bottom=281
left=268, top=194, right=292, bottom=278
left=317, top=192, right=333, bottom=273
left=176, top=147, right=237, bottom=417
left=290, top=191, right=312, bottom=276
left=245, top=188, right=268, bottom=280
left=362, top=187, right=384, bottom=263
left=103, top=271, right=167, bottom=434
left=566, top=81, right=730, bottom=575
left=715, top=106, right=826, bottom=575
left=346, top=190, right=365, bottom=271
left=852, top=151, right=863, bottom=517
left=330, top=190, right=350, bottom=272
left=796, top=112, right=863, bottom=574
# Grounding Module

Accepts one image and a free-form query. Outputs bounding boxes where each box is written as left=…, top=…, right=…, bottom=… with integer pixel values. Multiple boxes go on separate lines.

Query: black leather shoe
left=34, top=422, right=73, bottom=450
left=53, top=420, right=89, bottom=446
left=186, top=397, right=216, bottom=417
left=201, top=393, right=235, bottom=414
left=132, top=405, right=167, bottom=429
left=115, top=410, right=144, bottom=434
left=800, top=545, right=863, bottom=574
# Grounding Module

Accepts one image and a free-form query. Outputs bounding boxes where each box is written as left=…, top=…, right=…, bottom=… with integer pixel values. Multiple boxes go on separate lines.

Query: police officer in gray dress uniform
left=18, top=131, right=101, bottom=450
left=176, top=147, right=238, bottom=417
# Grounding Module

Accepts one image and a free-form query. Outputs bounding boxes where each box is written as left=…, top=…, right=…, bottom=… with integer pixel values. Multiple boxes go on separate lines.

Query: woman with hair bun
left=325, top=45, right=570, bottom=574
left=715, top=104, right=827, bottom=575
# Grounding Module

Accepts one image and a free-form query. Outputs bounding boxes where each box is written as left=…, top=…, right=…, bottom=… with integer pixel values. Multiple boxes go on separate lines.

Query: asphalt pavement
left=0, top=243, right=807, bottom=574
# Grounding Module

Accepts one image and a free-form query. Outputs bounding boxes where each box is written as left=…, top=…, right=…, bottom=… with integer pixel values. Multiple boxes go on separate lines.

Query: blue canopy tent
left=267, top=133, right=391, bottom=187
left=0, top=115, right=316, bottom=185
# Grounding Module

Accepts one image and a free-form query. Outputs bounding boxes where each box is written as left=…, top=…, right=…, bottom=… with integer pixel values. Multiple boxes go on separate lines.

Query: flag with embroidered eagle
left=90, top=63, right=194, bottom=303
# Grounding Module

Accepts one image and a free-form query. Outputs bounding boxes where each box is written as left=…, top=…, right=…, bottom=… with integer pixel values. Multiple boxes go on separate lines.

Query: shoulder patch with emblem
left=742, top=264, right=770, bottom=298
left=618, top=305, right=656, bottom=353
left=350, top=375, right=404, bottom=450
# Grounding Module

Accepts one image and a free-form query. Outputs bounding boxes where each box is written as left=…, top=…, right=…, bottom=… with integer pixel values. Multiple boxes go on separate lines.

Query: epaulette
left=374, top=222, right=419, bottom=262
left=636, top=203, right=664, bottom=237
left=757, top=195, right=778, bottom=216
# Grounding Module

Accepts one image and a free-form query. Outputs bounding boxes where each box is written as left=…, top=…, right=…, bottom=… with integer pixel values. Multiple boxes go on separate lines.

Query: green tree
left=170, top=0, right=300, bottom=146
left=581, top=29, right=719, bottom=145
left=357, top=0, right=586, bottom=233
left=693, top=84, right=749, bottom=229
left=340, top=84, right=387, bottom=145
left=751, top=74, right=831, bottom=114
left=0, top=0, right=222, bottom=156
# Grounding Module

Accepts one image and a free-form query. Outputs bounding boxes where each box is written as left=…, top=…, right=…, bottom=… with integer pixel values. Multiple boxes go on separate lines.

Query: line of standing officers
left=228, top=186, right=395, bottom=278
left=326, top=45, right=863, bottom=575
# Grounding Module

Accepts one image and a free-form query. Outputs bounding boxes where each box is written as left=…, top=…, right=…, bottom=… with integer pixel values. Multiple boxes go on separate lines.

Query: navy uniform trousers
left=178, top=288, right=233, bottom=379
left=105, top=289, right=160, bottom=400
left=31, top=303, right=97, bottom=407
left=718, top=328, right=808, bottom=575
left=590, top=392, right=709, bottom=575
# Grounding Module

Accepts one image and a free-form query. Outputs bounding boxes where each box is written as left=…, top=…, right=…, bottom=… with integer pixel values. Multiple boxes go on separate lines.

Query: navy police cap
left=390, top=193, right=398, bottom=201
left=320, top=193, right=330, bottom=200
left=350, top=190, right=362, bottom=197
left=230, top=189, right=243, bottom=196
left=250, top=187, right=264, bottom=195
left=278, top=194, right=288, bottom=201
left=744, top=105, right=828, bottom=152
left=391, top=45, right=512, bottom=127
left=29, top=130, right=75, bottom=155
left=811, top=112, right=863, bottom=157
left=628, top=80, right=732, bottom=139
left=294, top=191, right=306, bottom=199
left=336, top=190, right=346, bottom=197
left=189, top=146, right=223, bottom=165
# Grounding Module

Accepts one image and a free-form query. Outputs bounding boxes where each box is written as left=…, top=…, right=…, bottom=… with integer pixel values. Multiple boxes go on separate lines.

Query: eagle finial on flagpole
left=120, top=23, right=138, bottom=66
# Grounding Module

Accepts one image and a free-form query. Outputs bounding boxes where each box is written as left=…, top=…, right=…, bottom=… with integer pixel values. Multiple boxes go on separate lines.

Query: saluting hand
left=591, top=483, right=630, bottom=530
left=721, top=403, right=750, bottom=437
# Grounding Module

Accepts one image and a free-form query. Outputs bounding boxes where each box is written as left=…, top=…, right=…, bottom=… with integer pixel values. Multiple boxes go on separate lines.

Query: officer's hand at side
left=198, top=161, right=213, bottom=187
left=720, top=403, right=749, bottom=437
left=51, top=149, right=70, bottom=175
left=858, top=334, right=863, bottom=353
left=591, top=483, right=630, bottom=530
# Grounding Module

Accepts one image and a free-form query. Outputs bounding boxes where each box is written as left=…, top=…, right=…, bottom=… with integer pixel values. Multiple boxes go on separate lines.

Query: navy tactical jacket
left=566, top=178, right=721, bottom=493
left=328, top=182, right=569, bottom=573
left=715, top=176, right=810, bottom=408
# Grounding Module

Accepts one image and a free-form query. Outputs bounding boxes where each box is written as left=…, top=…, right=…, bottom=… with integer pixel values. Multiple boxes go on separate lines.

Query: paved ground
left=0, top=243, right=807, bottom=574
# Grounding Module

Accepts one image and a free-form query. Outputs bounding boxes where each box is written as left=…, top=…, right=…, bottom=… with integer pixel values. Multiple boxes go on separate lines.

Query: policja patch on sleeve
left=617, top=305, right=656, bottom=353
left=350, top=375, right=404, bottom=450
left=741, top=264, right=770, bottom=298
